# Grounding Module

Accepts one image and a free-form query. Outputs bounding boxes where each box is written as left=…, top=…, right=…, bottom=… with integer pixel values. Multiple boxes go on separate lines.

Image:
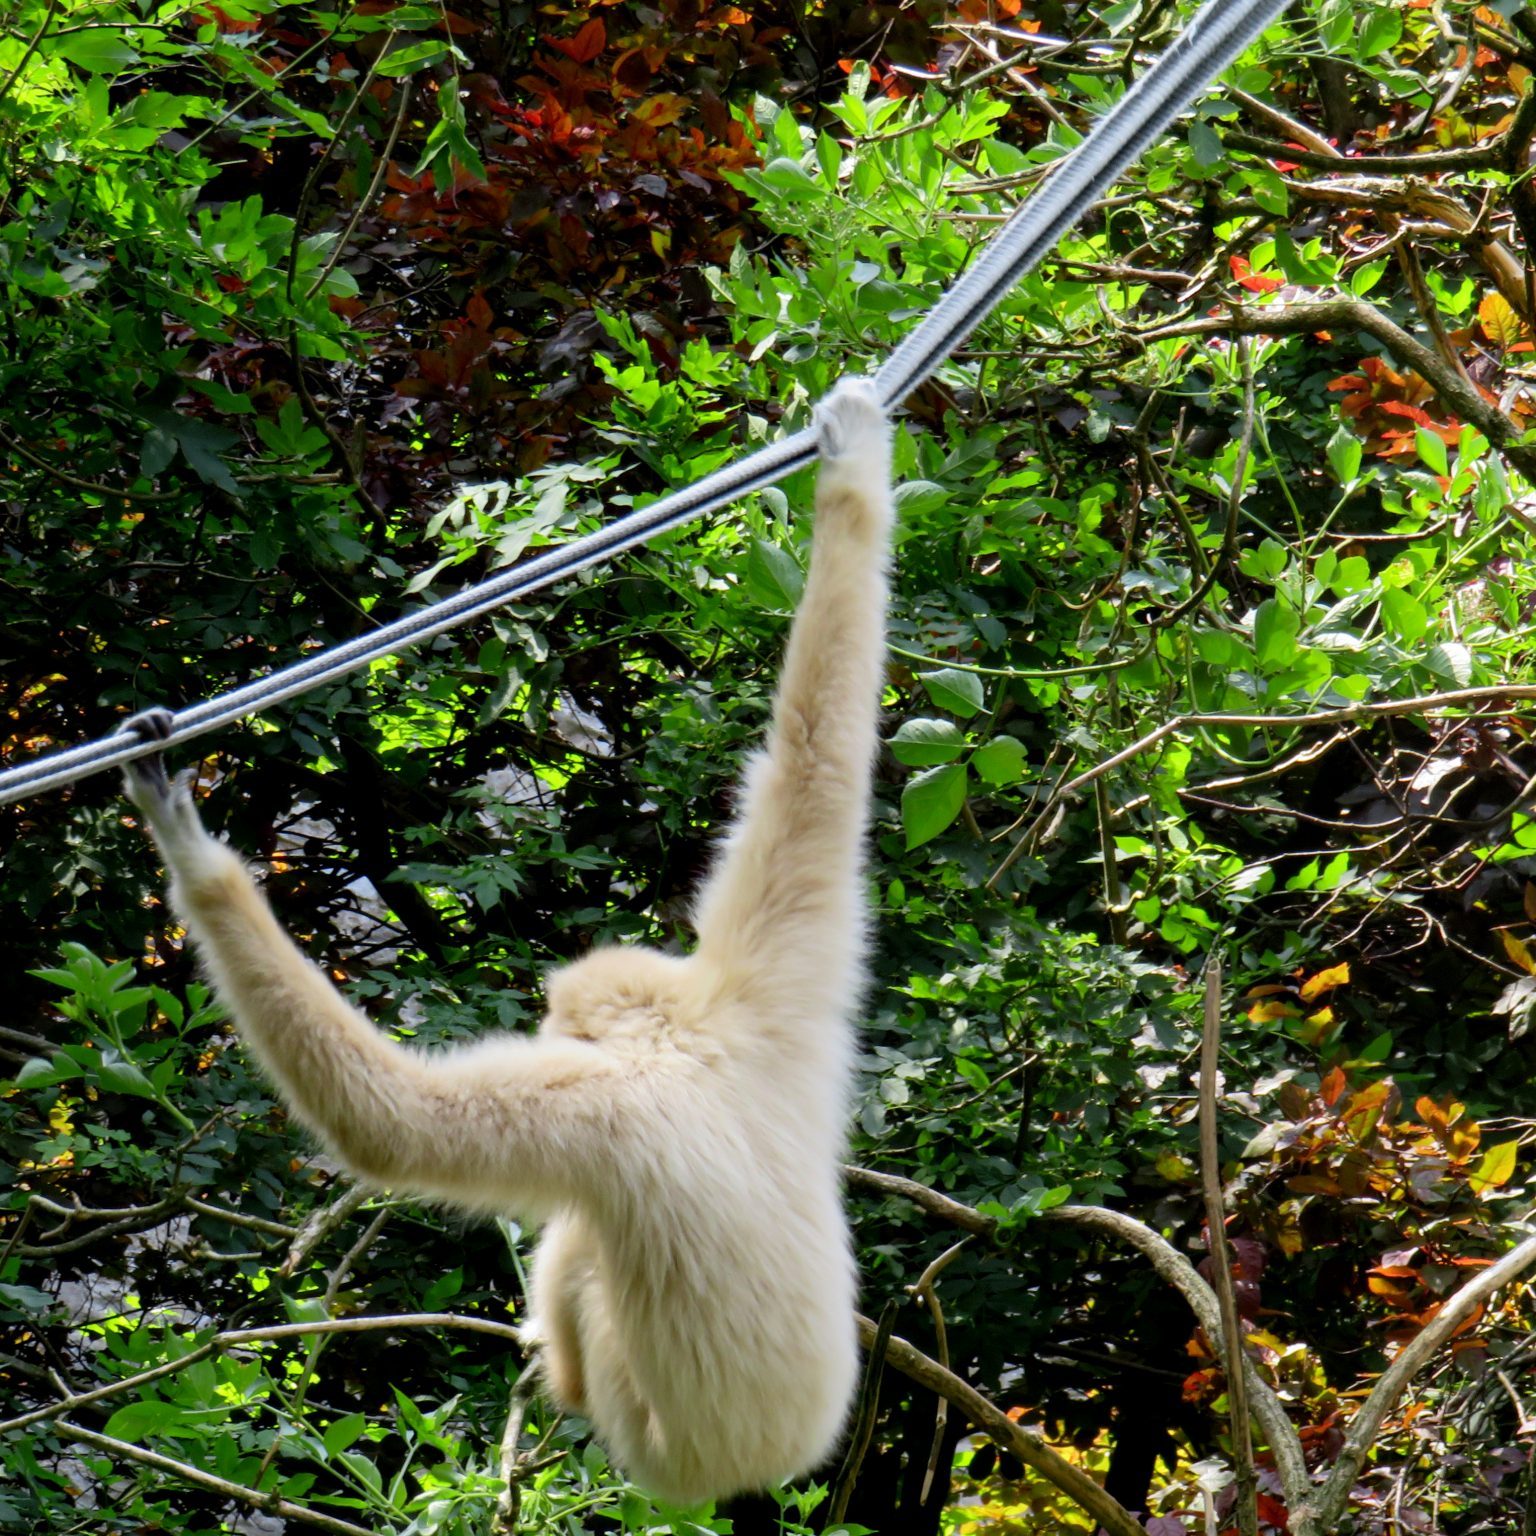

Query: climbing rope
left=0, top=0, right=1287, bottom=807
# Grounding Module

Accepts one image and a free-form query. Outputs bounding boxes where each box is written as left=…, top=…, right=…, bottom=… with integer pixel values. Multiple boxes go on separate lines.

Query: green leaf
left=104, top=1400, right=182, bottom=1441
left=743, top=537, right=804, bottom=610
left=140, top=425, right=176, bottom=478
left=1326, top=425, right=1362, bottom=484
left=815, top=131, right=842, bottom=185
left=324, top=1413, right=368, bottom=1456
left=1238, top=538, right=1287, bottom=583
left=97, top=1049, right=156, bottom=1098
left=972, top=735, right=1027, bottom=785
left=888, top=718, right=966, bottom=767
left=1468, top=1139, right=1518, bottom=1194
left=919, top=667, right=984, bottom=719
left=1187, top=120, right=1224, bottom=168
left=1415, top=427, right=1449, bottom=477
left=758, top=157, right=819, bottom=200
left=375, top=41, right=449, bottom=76
left=901, top=763, right=967, bottom=849
left=1359, top=6, right=1403, bottom=55
left=56, top=30, right=141, bottom=72
left=1380, top=589, right=1427, bottom=644
left=1330, top=554, right=1371, bottom=595
left=1252, top=597, right=1300, bottom=669
left=1424, top=641, right=1472, bottom=686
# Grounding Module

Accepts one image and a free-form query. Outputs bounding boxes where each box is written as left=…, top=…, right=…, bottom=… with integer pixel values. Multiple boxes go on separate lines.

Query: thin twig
left=1198, top=956, right=1257, bottom=1536
left=908, top=1238, right=971, bottom=1504
left=828, top=1299, right=899, bottom=1524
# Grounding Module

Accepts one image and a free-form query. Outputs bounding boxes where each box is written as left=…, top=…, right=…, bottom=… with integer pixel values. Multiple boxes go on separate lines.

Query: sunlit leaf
left=1468, top=1140, right=1518, bottom=1194
left=1299, top=961, right=1350, bottom=1002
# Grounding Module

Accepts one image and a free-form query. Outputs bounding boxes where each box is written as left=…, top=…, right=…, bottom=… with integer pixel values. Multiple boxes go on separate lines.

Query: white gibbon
left=120, top=377, right=896, bottom=1505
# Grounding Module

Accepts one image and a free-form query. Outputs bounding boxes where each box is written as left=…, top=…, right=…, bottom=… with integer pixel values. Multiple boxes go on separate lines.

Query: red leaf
left=550, top=18, right=605, bottom=63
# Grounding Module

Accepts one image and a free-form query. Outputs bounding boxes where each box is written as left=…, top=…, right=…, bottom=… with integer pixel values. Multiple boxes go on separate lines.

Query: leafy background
left=3, top=0, right=1536, bottom=1531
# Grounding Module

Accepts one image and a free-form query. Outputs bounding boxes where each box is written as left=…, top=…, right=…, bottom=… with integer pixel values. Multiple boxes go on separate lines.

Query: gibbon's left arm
left=119, top=712, right=630, bottom=1211
left=691, top=379, right=895, bottom=1009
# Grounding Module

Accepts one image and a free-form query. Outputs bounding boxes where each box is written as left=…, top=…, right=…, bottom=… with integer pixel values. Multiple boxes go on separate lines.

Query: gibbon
left=119, top=377, right=896, bottom=1505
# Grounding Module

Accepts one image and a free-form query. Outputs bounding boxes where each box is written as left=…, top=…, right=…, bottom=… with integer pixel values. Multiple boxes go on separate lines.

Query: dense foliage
left=3, top=0, right=1536, bottom=1532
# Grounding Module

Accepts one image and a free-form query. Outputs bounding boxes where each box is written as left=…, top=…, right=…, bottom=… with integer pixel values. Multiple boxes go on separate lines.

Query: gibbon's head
left=542, top=945, right=698, bottom=1052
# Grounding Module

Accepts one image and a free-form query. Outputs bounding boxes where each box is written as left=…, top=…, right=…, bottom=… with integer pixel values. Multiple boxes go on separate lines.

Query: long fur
left=121, top=378, right=895, bottom=1504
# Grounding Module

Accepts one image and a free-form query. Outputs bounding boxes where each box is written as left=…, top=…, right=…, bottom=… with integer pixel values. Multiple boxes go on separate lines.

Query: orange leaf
left=1300, top=962, right=1351, bottom=1002
left=1230, top=254, right=1281, bottom=294
left=1320, top=1065, right=1347, bottom=1107
left=1479, top=290, right=1527, bottom=350
left=1249, top=999, right=1302, bottom=1022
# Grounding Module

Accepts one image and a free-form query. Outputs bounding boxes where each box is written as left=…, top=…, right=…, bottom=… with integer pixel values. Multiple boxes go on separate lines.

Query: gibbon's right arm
left=691, top=379, right=895, bottom=1009
left=119, top=711, right=628, bottom=1211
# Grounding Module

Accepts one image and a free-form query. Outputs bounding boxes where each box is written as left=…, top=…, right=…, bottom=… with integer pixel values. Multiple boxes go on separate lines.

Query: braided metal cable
left=0, top=0, right=1287, bottom=806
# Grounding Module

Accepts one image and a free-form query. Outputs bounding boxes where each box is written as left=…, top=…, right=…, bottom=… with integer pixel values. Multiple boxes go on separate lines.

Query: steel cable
left=0, top=0, right=1287, bottom=806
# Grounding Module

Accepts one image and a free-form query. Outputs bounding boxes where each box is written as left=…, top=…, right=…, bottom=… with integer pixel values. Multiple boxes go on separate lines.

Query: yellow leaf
left=1248, top=999, right=1301, bottom=1022
left=1500, top=929, right=1536, bottom=974
left=1469, top=1139, right=1518, bottom=1194
left=1479, top=291, right=1527, bottom=350
left=1299, top=961, right=1351, bottom=1002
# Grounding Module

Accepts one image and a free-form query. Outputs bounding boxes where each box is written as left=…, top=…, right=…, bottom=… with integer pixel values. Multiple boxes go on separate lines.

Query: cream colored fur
left=121, top=377, right=895, bottom=1505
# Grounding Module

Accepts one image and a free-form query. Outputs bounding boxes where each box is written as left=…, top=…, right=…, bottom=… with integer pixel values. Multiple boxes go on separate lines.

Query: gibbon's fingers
left=118, top=707, right=175, bottom=802
left=691, top=378, right=894, bottom=1009
left=118, top=708, right=211, bottom=866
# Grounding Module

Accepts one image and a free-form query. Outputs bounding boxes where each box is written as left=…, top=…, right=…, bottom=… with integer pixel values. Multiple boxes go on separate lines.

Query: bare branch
left=54, top=1420, right=374, bottom=1536
left=1300, top=1233, right=1536, bottom=1531
left=856, top=1314, right=1146, bottom=1536
left=1198, top=956, right=1257, bottom=1536
left=1139, top=296, right=1536, bottom=480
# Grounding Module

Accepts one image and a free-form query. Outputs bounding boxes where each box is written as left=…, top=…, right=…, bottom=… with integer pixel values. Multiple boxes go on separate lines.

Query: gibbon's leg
left=691, top=378, right=895, bottom=1008
left=525, top=1211, right=596, bottom=1411
left=118, top=710, right=632, bottom=1211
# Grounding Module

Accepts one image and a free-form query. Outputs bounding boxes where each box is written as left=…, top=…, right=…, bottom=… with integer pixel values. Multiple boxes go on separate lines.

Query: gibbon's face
left=540, top=945, right=697, bottom=1052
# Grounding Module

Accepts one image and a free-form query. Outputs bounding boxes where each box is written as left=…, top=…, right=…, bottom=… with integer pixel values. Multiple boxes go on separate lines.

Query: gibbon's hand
left=812, top=377, right=894, bottom=539
left=118, top=708, right=208, bottom=862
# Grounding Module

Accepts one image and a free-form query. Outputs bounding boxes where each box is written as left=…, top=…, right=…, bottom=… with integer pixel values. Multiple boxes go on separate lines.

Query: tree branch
left=54, top=1420, right=374, bottom=1536
left=1199, top=956, right=1257, bottom=1536
left=1299, top=1233, right=1536, bottom=1532
left=845, top=1166, right=1311, bottom=1509
left=856, top=1313, right=1146, bottom=1536
left=1139, top=296, right=1536, bottom=480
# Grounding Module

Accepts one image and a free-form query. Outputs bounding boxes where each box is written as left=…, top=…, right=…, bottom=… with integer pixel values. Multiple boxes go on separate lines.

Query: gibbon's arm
left=120, top=714, right=627, bottom=1211
left=692, top=379, right=894, bottom=1004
